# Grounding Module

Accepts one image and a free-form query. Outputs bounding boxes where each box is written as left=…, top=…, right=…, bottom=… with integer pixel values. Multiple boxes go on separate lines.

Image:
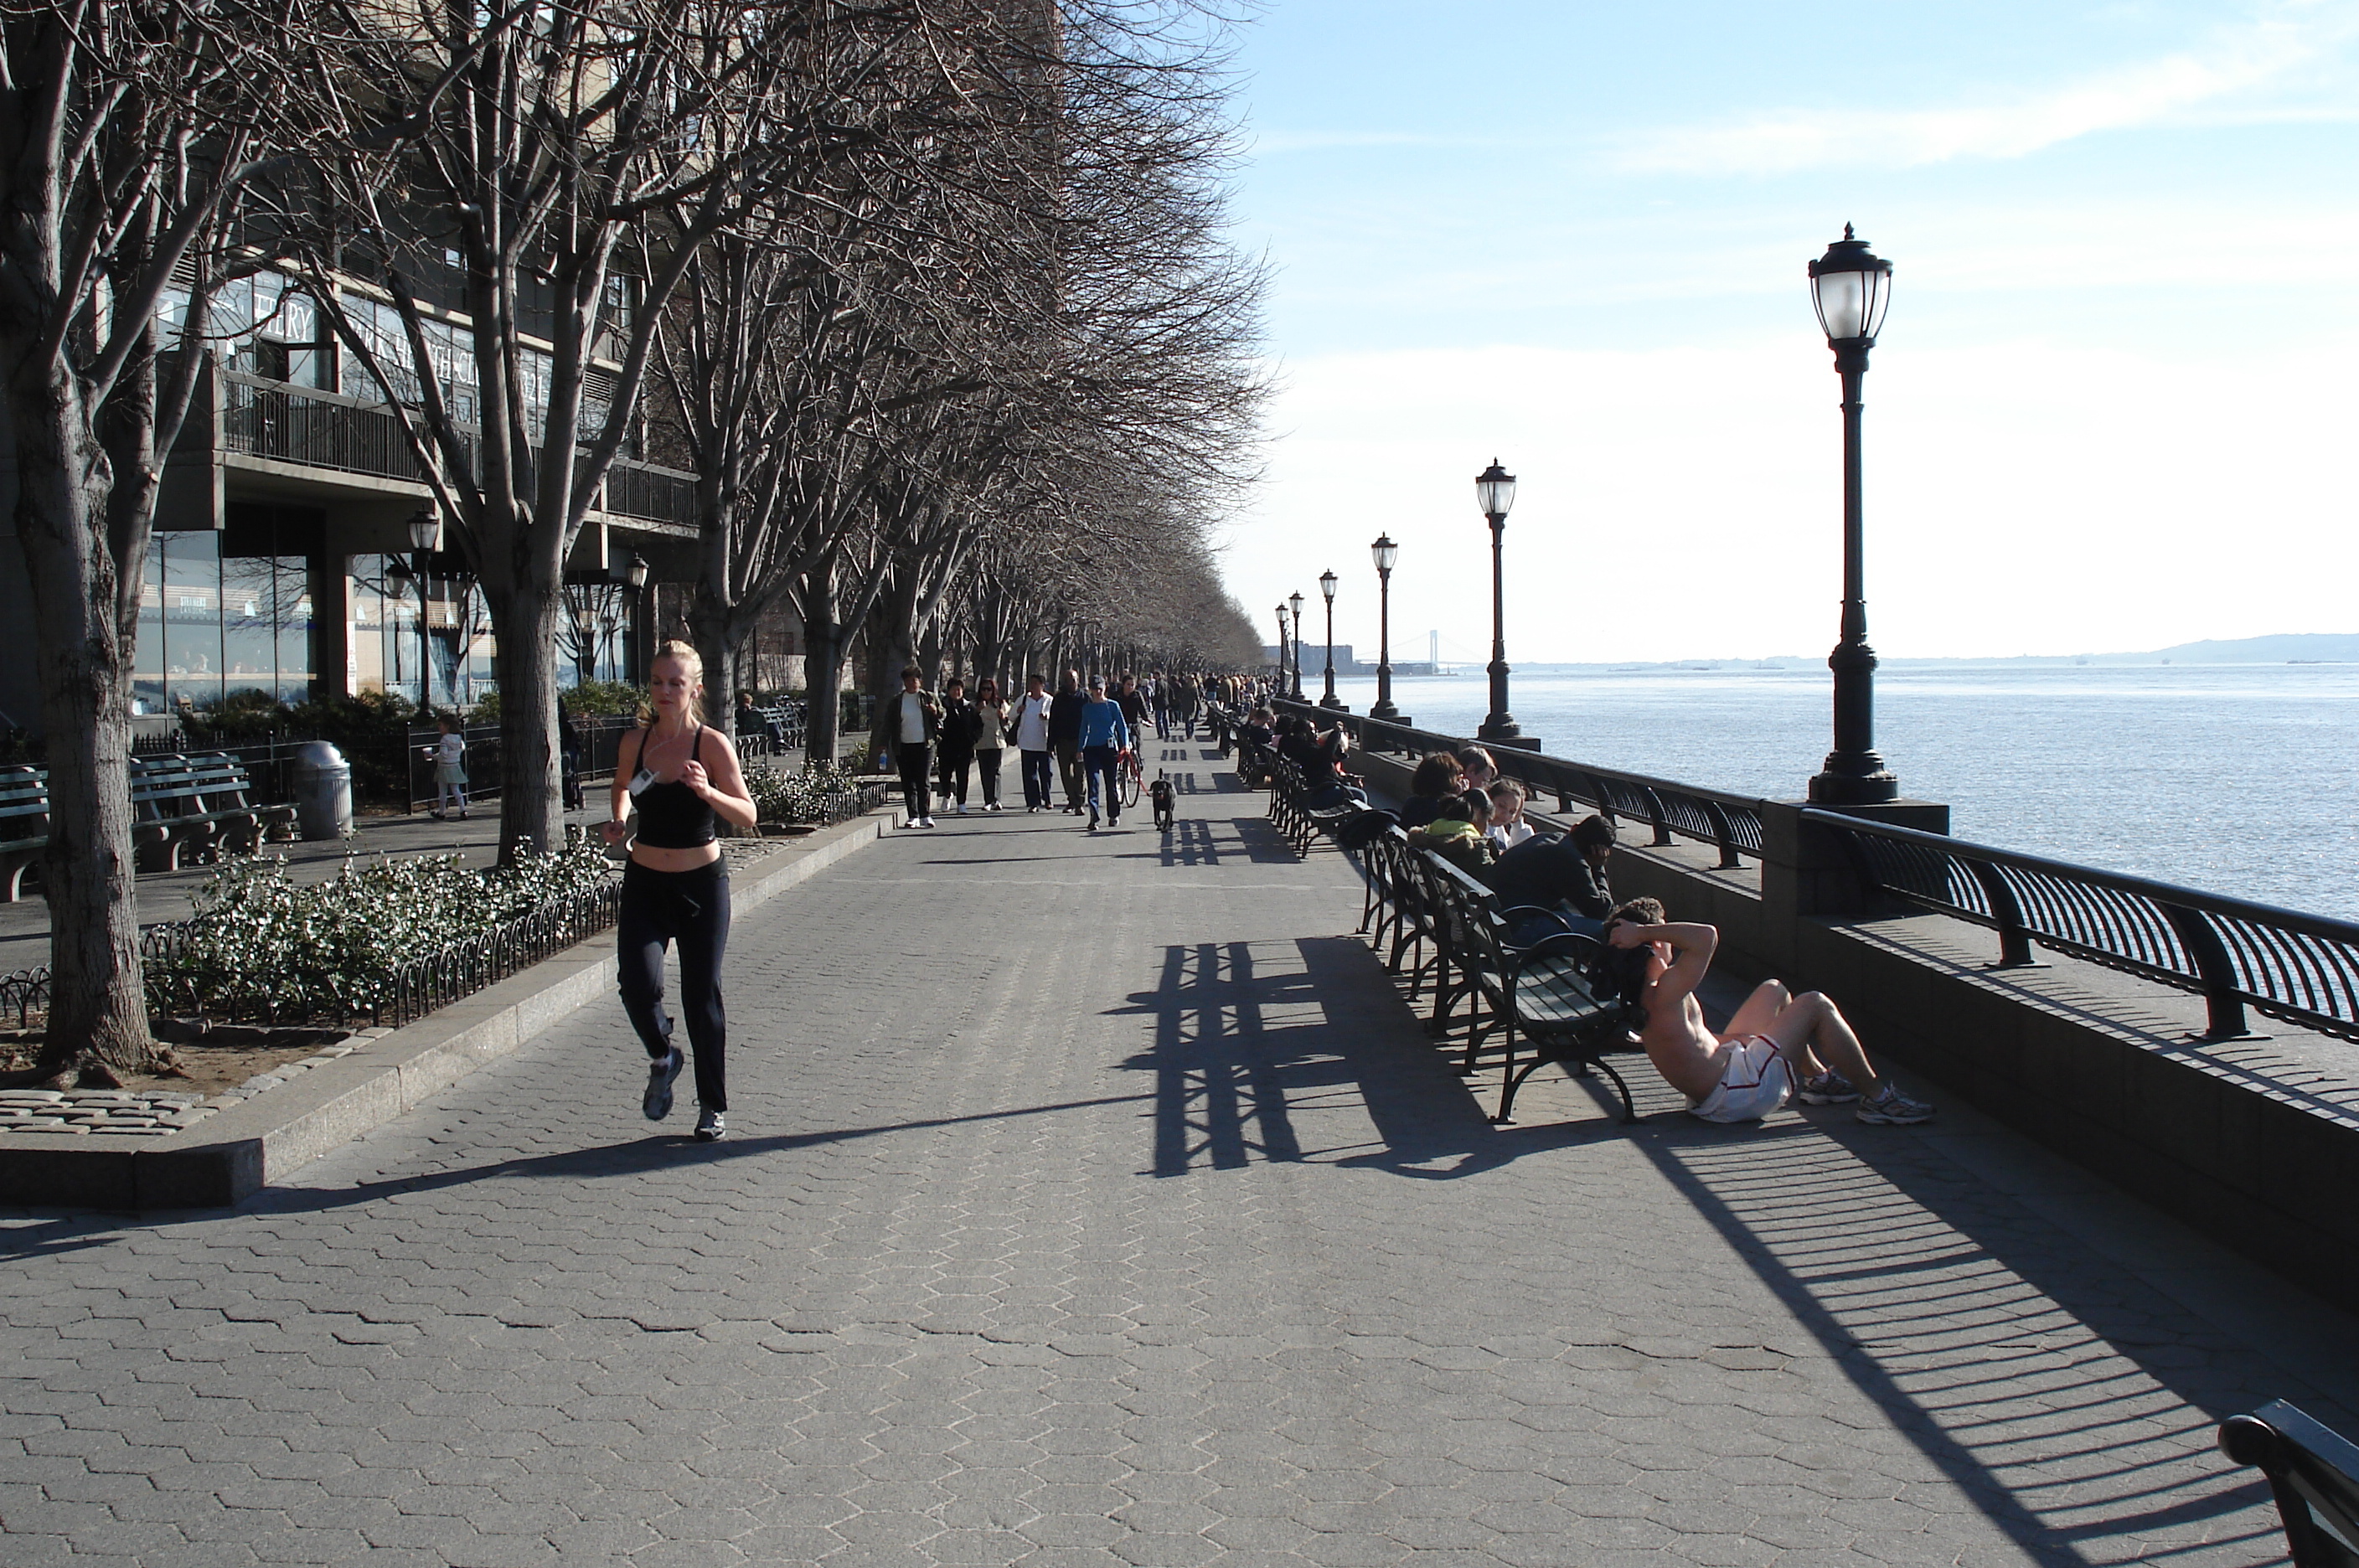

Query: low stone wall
left=1350, top=742, right=2359, bottom=1310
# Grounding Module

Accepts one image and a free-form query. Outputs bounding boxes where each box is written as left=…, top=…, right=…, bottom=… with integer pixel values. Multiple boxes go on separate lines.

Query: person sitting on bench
left=1603, top=897, right=1936, bottom=1127
left=1485, top=813, right=1617, bottom=936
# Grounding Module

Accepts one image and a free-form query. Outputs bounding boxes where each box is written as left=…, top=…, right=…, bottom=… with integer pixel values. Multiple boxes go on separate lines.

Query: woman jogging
left=604, top=641, right=757, bottom=1142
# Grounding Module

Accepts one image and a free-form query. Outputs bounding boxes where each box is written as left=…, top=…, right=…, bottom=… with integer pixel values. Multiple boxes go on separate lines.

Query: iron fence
left=8, top=879, right=623, bottom=1037
left=1281, top=700, right=1769, bottom=869
left=1804, top=808, right=2359, bottom=1044
left=221, top=371, right=696, bottom=528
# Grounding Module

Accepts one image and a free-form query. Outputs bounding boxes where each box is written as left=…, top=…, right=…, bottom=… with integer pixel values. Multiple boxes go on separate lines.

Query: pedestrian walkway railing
left=1276, top=700, right=1768, bottom=869
left=1804, top=809, right=2359, bottom=1044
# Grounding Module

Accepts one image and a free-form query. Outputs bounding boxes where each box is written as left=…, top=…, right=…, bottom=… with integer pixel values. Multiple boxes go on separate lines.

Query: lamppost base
left=1477, top=715, right=1522, bottom=743
left=1367, top=702, right=1408, bottom=726
left=1807, top=768, right=1901, bottom=806
left=1319, top=695, right=1347, bottom=711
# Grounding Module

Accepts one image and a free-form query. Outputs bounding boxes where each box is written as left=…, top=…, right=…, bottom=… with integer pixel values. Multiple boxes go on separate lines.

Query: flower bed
left=139, top=830, right=617, bottom=1028
left=743, top=759, right=879, bottom=828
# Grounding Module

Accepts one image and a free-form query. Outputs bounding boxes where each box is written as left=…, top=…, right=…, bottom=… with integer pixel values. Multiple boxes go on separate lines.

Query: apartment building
left=0, top=266, right=700, bottom=735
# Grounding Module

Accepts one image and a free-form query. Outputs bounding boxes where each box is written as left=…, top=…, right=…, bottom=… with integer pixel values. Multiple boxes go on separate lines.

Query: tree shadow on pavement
left=1115, top=929, right=2341, bottom=1568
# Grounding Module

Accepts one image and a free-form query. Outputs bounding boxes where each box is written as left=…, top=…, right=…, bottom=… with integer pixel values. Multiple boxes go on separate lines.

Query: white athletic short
left=1688, top=1035, right=1794, bottom=1124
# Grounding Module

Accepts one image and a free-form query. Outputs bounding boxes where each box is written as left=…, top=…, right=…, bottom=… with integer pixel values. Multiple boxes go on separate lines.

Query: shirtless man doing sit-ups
left=1604, top=898, right=1935, bottom=1127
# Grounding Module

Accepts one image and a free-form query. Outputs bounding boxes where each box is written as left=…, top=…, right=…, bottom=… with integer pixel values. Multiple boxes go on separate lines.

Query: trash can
left=289, top=740, right=353, bottom=841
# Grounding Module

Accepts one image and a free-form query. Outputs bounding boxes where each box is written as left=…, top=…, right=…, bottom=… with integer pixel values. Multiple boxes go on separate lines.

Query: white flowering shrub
left=149, top=829, right=615, bottom=1022
left=744, top=758, right=858, bottom=824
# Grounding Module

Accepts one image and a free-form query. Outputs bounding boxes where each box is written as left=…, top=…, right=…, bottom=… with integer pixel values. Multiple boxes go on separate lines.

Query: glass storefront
left=135, top=528, right=314, bottom=715
left=133, top=529, right=632, bottom=718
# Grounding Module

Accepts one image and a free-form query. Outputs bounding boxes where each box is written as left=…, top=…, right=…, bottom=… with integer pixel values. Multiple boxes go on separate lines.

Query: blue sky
left=1215, top=0, right=2359, bottom=660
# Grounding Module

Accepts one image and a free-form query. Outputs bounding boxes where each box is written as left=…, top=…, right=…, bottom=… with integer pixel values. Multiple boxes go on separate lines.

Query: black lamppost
left=1274, top=604, right=1289, bottom=692
left=1474, top=460, right=1520, bottom=742
left=1806, top=225, right=1900, bottom=805
left=1288, top=592, right=1305, bottom=701
left=1317, top=570, right=1344, bottom=710
left=1368, top=534, right=1404, bottom=725
left=406, top=509, right=440, bottom=709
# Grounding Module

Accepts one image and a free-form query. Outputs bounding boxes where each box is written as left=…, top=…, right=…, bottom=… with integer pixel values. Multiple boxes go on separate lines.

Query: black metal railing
left=1806, top=808, right=2359, bottom=1044
left=224, top=372, right=441, bottom=482
left=1278, top=700, right=1768, bottom=869
left=597, top=460, right=697, bottom=525
left=221, top=371, right=696, bottom=529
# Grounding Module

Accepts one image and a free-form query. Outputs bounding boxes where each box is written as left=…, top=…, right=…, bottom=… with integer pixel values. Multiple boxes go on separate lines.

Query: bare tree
left=1, top=0, right=315, bottom=1076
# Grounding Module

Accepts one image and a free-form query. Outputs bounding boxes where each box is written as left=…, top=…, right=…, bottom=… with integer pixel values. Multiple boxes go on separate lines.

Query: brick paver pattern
left=6, top=744, right=2353, bottom=1566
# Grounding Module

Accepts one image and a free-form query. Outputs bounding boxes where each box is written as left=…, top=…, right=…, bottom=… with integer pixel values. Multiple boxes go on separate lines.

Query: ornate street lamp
left=1806, top=224, right=1900, bottom=805
left=406, top=509, right=441, bottom=709
left=1287, top=591, right=1305, bottom=701
left=1474, top=459, right=1520, bottom=742
left=1368, top=534, right=1407, bottom=726
left=1317, top=570, right=1344, bottom=710
left=1274, top=604, right=1289, bottom=692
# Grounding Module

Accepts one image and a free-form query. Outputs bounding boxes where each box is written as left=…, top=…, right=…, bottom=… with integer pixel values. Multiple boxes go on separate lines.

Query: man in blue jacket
left=1075, top=678, right=1133, bottom=831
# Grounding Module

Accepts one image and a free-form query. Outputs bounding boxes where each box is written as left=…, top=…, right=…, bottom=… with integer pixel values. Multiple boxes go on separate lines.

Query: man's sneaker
left=954, top=804, right=968, bottom=815
left=1797, top=1070, right=1860, bottom=1105
left=897, top=817, right=921, bottom=829
left=694, top=1108, right=726, bottom=1142
left=643, top=1046, right=684, bottom=1122
left=917, top=817, right=937, bottom=828
left=1856, top=1086, right=1935, bottom=1125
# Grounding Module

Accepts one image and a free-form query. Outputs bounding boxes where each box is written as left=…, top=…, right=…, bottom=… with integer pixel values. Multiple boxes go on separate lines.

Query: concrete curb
left=0, top=807, right=902, bottom=1210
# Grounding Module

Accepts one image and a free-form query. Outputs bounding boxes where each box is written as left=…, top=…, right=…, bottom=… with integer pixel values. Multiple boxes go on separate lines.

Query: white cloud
left=1613, top=5, right=2359, bottom=174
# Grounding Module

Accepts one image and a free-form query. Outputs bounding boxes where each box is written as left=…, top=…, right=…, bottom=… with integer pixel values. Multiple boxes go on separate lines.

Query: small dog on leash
left=1149, top=772, right=1176, bottom=834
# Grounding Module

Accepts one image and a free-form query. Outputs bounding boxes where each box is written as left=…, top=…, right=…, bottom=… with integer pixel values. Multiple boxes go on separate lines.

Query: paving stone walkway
left=5, top=740, right=2356, bottom=1566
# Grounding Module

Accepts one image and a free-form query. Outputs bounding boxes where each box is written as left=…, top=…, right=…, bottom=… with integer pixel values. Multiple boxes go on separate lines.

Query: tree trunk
left=801, top=565, right=842, bottom=768
left=484, top=577, right=564, bottom=862
left=10, top=392, right=157, bottom=1078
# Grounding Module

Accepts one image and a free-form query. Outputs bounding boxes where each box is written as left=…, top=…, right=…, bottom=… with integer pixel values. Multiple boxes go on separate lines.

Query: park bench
left=130, top=752, right=295, bottom=872
left=742, top=698, right=806, bottom=758
left=2219, top=1400, right=2359, bottom=1568
left=0, top=765, right=47, bottom=902
left=1418, top=851, right=1644, bottom=1125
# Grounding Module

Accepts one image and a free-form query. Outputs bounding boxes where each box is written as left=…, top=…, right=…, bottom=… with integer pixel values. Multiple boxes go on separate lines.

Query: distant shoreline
left=1467, top=631, right=2359, bottom=674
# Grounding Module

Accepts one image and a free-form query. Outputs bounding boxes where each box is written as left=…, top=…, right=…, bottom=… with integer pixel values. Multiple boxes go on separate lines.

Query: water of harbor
left=1326, top=663, right=2359, bottom=921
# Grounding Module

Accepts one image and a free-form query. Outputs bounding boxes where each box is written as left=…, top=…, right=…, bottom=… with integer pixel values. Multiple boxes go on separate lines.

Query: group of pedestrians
left=872, top=666, right=1247, bottom=832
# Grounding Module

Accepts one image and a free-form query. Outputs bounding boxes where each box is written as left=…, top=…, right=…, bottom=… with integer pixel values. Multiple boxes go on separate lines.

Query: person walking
left=1013, top=673, right=1056, bottom=812
left=1076, top=677, right=1133, bottom=830
left=424, top=713, right=468, bottom=820
left=604, top=641, right=758, bottom=1143
left=560, top=699, right=586, bottom=812
left=1151, top=672, right=1173, bottom=740
left=1174, top=673, right=1200, bottom=740
left=1048, top=669, right=1087, bottom=815
left=880, top=666, right=941, bottom=828
left=935, top=677, right=980, bottom=815
left=971, top=677, right=1010, bottom=812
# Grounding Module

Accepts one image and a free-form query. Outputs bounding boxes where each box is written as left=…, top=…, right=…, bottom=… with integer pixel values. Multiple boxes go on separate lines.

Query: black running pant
left=617, top=859, right=730, bottom=1113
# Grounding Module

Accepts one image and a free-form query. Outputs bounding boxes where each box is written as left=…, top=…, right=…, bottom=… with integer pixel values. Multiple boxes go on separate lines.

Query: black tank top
left=630, top=728, right=716, bottom=848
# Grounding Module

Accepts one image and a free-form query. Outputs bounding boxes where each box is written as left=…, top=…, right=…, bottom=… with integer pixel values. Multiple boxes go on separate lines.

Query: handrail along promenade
left=1278, top=699, right=1767, bottom=869
left=1272, top=696, right=2359, bottom=1055
left=1804, top=808, right=2359, bottom=1047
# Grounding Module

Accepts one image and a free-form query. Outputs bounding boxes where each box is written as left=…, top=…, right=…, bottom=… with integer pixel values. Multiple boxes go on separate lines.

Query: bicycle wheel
left=1120, top=765, right=1142, bottom=809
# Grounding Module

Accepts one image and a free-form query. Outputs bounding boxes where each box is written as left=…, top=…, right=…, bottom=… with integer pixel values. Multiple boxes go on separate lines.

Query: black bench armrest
left=2222, top=1400, right=2359, bottom=1568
